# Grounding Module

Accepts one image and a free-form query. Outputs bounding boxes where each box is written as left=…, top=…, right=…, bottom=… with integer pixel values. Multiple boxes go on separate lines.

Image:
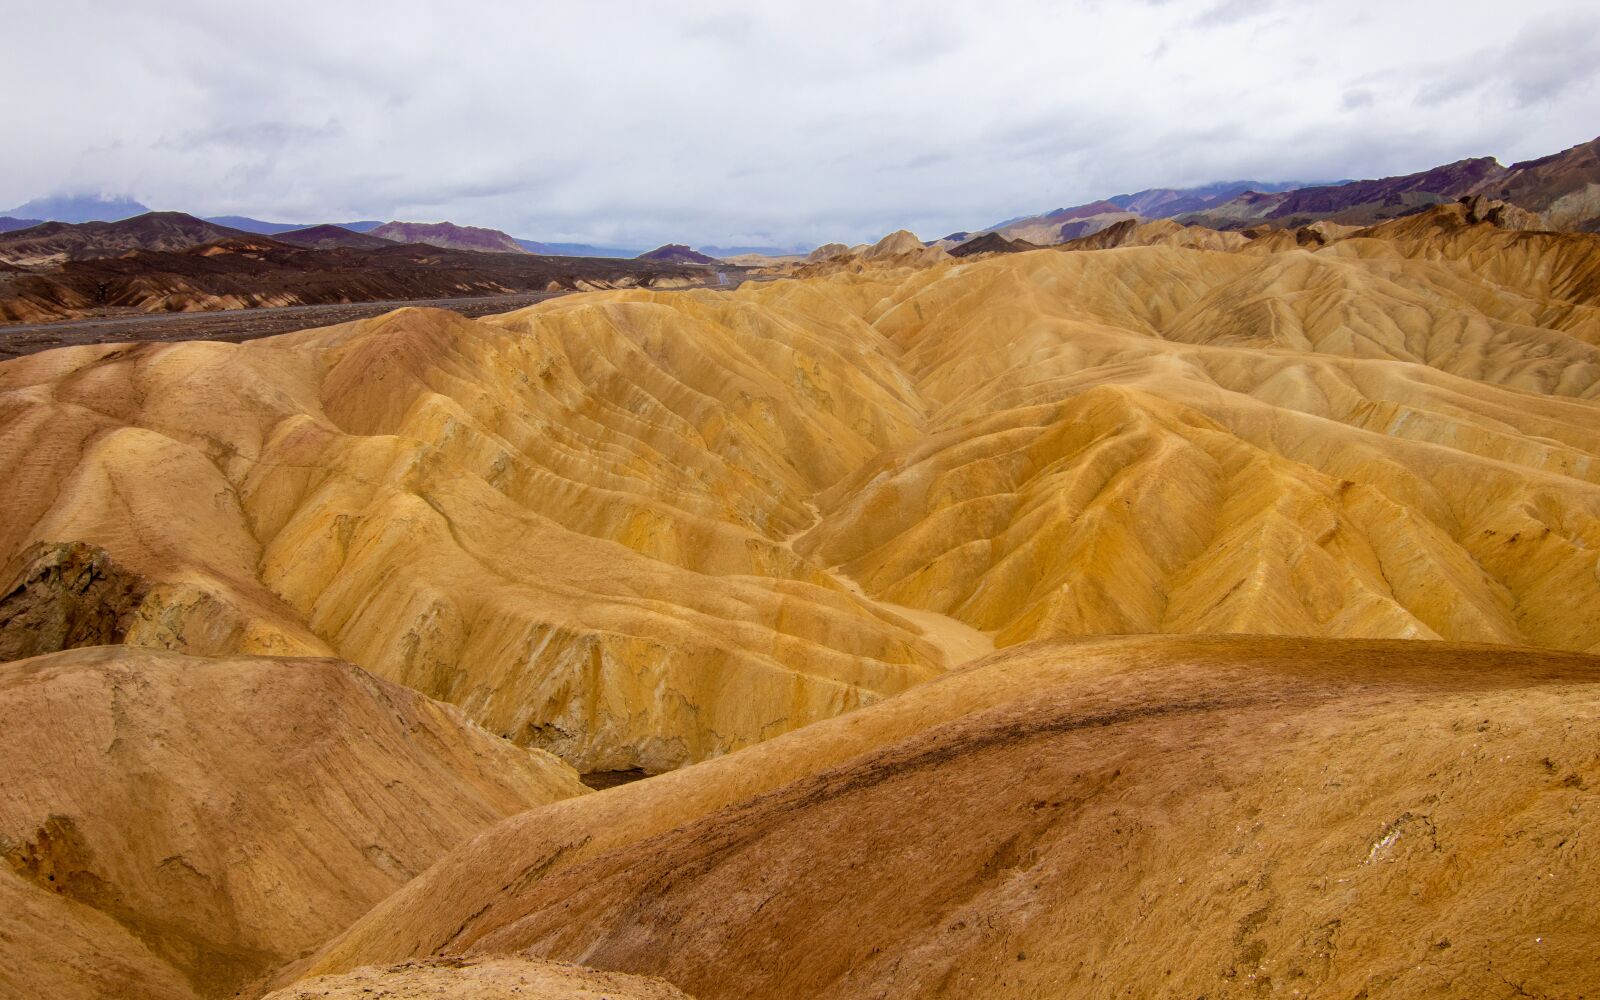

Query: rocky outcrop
left=1459, top=194, right=1545, bottom=230
left=0, top=541, right=147, bottom=661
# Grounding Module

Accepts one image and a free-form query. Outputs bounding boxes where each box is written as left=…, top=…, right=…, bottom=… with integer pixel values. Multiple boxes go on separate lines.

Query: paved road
left=0, top=274, right=761, bottom=360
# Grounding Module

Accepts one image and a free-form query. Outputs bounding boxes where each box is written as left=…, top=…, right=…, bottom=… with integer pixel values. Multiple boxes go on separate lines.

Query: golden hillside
left=288, top=636, right=1600, bottom=999
left=0, top=646, right=585, bottom=1000
left=3, top=207, right=1598, bottom=776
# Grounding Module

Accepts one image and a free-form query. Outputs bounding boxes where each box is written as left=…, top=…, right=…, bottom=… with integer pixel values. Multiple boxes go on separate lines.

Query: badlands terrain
left=2, top=193, right=1599, bottom=997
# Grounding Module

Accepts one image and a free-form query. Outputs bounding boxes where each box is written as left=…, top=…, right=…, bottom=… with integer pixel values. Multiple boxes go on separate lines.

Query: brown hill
left=947, top=232, right=1037, bottom=257
left=0, top=645, right=585, bottom=999
left=369, top=220, right=530, bottom=254
left=291, top=636, right=1600, bottom=1000
left=637, top=243, right=717, bottom=264
left=0, top=212, right=260, bottom=266
left=274, top=224, right=395, bottom=250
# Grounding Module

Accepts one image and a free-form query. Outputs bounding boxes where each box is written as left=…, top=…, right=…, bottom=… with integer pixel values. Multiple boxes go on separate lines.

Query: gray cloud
left=1, top=0, right=1596, bottom=247
left=1342, top=88, right=1376, bottom=110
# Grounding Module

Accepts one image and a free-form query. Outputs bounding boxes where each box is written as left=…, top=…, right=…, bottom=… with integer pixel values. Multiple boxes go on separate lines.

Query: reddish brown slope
left=370, top=220, right=530, bottom=254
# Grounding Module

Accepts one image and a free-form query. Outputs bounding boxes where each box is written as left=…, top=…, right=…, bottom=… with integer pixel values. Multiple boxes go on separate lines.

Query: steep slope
left=370, top=220, right=530, bottom=254
left=0, top=646, right=585, bottom=999
left=292, top=636, right=1600, bottom=1000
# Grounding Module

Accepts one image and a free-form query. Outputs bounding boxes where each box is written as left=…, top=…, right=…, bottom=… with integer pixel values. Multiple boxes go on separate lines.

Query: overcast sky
left=3, top=0, right=1596, bottom=247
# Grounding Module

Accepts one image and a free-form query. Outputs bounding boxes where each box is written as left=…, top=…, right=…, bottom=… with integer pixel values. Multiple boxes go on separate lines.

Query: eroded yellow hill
left=2, top=211, right=1597, bottom=772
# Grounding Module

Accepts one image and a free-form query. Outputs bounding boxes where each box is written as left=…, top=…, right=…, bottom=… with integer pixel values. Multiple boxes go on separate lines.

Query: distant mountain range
left=701, top=244, right=811, bottom=258
left=0, top=200, right=645, bottom=258
left=1107, top=180, right=1328, bottom=217
left=208, top=216, right=642, bottom=257
left=9, top=133, right=1595, bottom=262
left=205, top=216, right=385, bottom=236
left=0, top=212, right=716, bottom=324
left=514, top=239, right=642, bottom=258
left=987, top=135, right=1600, bottom=242
left=1176, top=136, right=1600, bottom=231
left=987, top=182, right=1331, bottom=243
left=0, top=211, right=716, bottom=275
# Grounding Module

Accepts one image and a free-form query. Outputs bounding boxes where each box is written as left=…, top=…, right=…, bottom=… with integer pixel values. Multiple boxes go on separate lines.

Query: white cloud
left=1, top=0, right=1595, bottom=246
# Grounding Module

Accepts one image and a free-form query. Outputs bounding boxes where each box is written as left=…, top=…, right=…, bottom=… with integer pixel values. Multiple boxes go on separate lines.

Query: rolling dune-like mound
left=2, top=211, right=1598, bottom=778
left=290, top=636, right=1600, bottom=1000
left=0, top=646, right=585, bottom=999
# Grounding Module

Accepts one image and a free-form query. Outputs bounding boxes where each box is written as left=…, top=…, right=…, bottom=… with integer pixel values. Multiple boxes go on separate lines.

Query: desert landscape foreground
left=3, top=192, right=1600, bottom=998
